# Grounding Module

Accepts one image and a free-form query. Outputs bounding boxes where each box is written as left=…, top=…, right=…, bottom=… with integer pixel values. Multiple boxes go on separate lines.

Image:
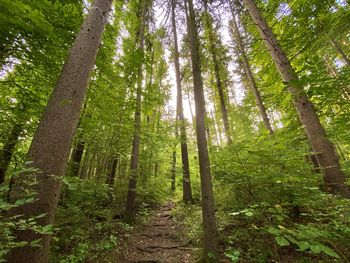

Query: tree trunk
left=0, top=123, right=23, bottom=184
left=229, top=2, right=274, bottom=135
left=185, top=0, right=219, bottom=260
left=171, top=0, right=192, bottom=202
left=124, top=0, right=147, bottom=225
left=69, top=135, right=85, bottom=177
left=7, top=1, right=112, bottom=262
left=331, top=39, right=350, bottom=67
left=106, top=156, right=118, bottom=187
left=243, top=0, right=350, bottom=198
left=171, top=150, right=176, bottom=191
left=203, top=1, right=232, bottom=144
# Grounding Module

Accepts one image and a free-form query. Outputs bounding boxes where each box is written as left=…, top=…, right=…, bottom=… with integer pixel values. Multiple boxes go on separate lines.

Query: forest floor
left=117, top=202, right=198, bottom=263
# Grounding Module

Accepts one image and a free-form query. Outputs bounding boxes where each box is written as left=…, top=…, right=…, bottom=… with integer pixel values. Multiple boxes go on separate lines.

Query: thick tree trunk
left=243, top=0, right=350, bottom=198
left=124, top=0, right=147, bottom=225
left=0, top=123, right=23, bottom=184
left=185, top=0, right=219, bottom=260
left=7, top=1, right=112, bottom=262
left=229, top=2, right=274, bottom=135
left=171, top=0, right=192, bottom=202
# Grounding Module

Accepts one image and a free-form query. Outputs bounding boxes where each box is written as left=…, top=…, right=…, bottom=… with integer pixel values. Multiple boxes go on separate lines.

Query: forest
left=0, top=0, right=350, bottom=262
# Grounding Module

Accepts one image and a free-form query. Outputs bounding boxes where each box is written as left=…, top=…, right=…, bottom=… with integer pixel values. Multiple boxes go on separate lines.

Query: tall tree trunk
left=185, top=0, right=219, bottom=260
left=124, top=0, right=147, bottom=225
left=203, top=1, right=232, bottom=144
left=210, top=110, right=221, bottom=146
left=229, top=2, right=274, bottom=135
left=243, top=0, right=350, bottom=198
left=331, top=39, right=350, bottom=67
left=69, top=134, right=85, bottom=177
left=0, top=123, right=23, bottom=184
left=171, top=0, right=192, bottom=202
left=7, top=1, right=112, bottom=262
left=106, top=156, right=118, bottom=186
left=171, top=149, right=176, bottom=191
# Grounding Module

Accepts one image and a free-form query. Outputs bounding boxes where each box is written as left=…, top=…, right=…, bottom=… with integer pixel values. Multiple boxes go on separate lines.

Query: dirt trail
left=120, top=202, right=197, bottom=263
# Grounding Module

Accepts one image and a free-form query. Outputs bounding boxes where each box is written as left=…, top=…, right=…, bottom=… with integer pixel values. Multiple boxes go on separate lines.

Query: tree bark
left=124, top=0, right=147, bottom=225
left=7, top=1, right=112, bottom=262
left=243, top=0, right=350, bottom=198
left=203, top=1, right=232, bottom=144
left=185, top=0, right=219, bottom=260
left=229, top=2, right=274, bottom=135
left=171, top=0, right=192, bottom=202
left=0, top=123, right=23, bottom=184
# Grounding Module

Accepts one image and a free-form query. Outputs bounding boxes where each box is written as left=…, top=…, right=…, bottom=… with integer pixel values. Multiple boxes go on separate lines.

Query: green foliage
left=51, top=177, right=121, bottom=262
left=0, top=165, right=56, bottom=261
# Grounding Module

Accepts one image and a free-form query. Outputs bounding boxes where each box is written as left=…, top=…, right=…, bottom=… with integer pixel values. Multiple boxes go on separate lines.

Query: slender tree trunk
left=69, top=135, right=85, bottom=177
left=243, top=0, right=350, bottom=198
left=203, top=1, right=232, bottom=144
left=185, top=0, right=219, bottom=260
left=124, top=0, right=147, bottom=224
left=229, top=2, right=274, bottom=135
left=171, top=0, right=192, bottom=202
left=0, top=123, right=23, bottom=184
left=171, top=150, right=176, bottom=191
left=7, top=1, right=112, bottom=262
left=331, top=39, right=350, bottom=67
left=210, top=110, right=221, bottom=146
left=106, top=156, right=118, bottom=186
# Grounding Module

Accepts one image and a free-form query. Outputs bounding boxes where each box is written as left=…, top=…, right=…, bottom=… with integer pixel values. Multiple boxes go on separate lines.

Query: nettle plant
left=0, top=164, right=55, bottom=262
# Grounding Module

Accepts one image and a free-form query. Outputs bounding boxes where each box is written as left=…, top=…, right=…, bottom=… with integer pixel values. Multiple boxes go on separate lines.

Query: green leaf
left=275, top=236, right=290, bottom=247
left=309, top=244, right=322, bottom=254
left=267, top=227, right=280, bottom=235
left=319, top=244, right=339, bottom=258
left=296, top=240, right=310, bottom=251
left=284, top=234, right=298, bottom=245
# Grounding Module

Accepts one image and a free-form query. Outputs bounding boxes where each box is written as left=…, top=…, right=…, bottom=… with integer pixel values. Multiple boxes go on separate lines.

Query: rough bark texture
left=7, top=1, right=112, bottom=262
left=171, top=0, right=192, bottom=202
left=331, top=40, right=350, bottom=67
left=229, top=2, right=274, bottom=135
left=0, top=123, right=23, bottom=184
left=185, top=0, right=219, bottom=260
left=203, top=1, right=232, bottom=145
left=124, top=0, right=147, bottom=225
left=243, top=0, right=350, bottom=198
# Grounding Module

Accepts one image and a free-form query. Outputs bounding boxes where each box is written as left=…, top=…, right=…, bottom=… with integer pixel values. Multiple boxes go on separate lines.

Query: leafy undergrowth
left=173, top=133, right=350, bottom=262
left=50, top=176, right=168, bottom=263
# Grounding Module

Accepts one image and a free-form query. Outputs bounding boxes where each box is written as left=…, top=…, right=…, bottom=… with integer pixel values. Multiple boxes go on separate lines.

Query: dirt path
left=119, top=202, right=197, bottom=263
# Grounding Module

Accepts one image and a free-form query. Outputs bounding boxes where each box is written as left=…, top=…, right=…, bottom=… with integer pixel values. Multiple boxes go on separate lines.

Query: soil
left=118, top=202, right=197, bottom=263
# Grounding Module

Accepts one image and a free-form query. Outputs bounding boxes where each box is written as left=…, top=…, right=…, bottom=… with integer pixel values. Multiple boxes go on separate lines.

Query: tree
left=124, top=0, right=148, bottom=224
left=185, top=0, right=219, bottom=260
left=203, top=0, right=233, bottom=144
left=171, top=0, right=193, bottom=202
left=242, top=0, right=350, bottom=198
left=229, top=1, right=274, bottom=135
left=7, top=0, right=113, bottom=261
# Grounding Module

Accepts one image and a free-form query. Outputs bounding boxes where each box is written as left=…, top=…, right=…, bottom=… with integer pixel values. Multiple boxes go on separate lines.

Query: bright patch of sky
left=276, top=2, right=292, bottom=20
